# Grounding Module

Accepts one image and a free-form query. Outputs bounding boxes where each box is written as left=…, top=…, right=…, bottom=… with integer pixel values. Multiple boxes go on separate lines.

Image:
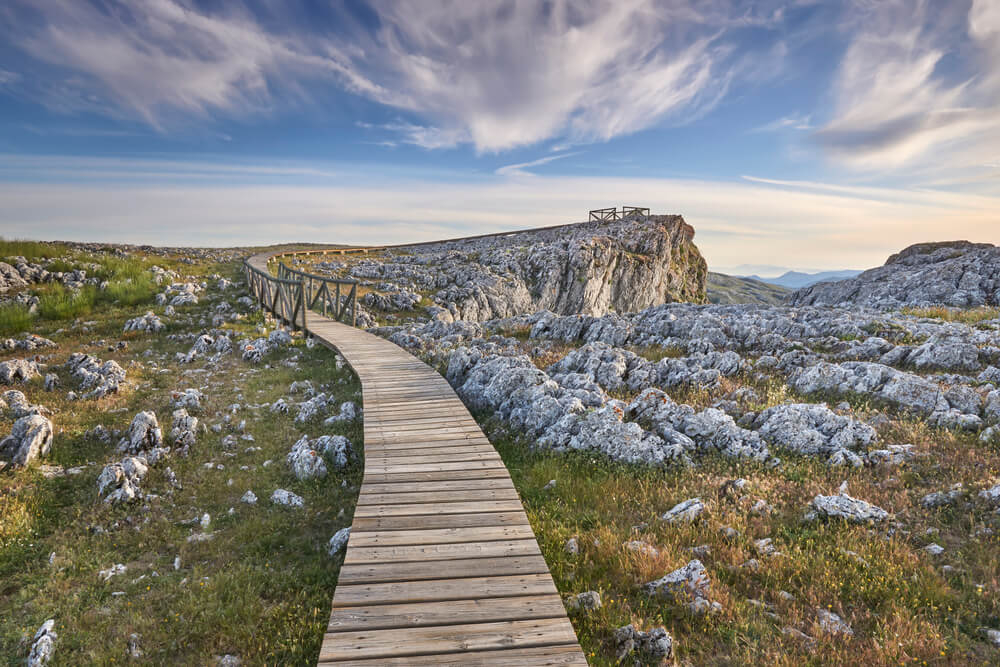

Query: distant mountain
left=707, top=272, right=790, bottom=305
left=746, top=269, right=863, bottom=289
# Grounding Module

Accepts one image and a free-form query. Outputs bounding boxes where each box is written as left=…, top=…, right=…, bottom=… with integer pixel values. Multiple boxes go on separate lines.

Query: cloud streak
left=1, top=0, right=785, bottom=152
left=815, top=0, right=1000, bottom=177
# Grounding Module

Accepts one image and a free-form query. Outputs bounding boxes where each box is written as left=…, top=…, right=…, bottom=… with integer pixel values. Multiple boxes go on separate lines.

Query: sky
left=0, top=0, right=998, bottom=275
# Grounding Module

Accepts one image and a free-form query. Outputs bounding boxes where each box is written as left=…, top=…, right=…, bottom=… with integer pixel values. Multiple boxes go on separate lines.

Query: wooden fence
left=243, top=254, right=360, bottom=329
left=588, top=206, right=650, bottom=221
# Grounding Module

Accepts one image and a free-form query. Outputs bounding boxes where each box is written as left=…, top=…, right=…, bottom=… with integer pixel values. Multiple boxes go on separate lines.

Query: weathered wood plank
left=326, top=595, right=568, bottom=632
left=351, top=511, right=530, bottom=532
left=338, top=554, right=550, bottom=584
left=358, top=478, right=516, bottom=495
left=352, top=499, right=525, bottom=518
left=348, top=524, right=535, bottom=547
left=319, top=645, right=588, bottom=666
left=331, top=573, right=559, bottom=607
left=357, top=488, right=519, bottom=506
left=343, top=539, right=541, bottom=565
left=318, top=617, right=580, bottom=662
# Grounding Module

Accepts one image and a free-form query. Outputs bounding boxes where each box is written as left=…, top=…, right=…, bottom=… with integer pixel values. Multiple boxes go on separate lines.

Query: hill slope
left=707, top=272, right=790, bottom=305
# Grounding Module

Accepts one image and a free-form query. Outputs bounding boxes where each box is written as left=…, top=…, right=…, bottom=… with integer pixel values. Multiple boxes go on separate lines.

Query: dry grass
left=902, top=306, right=1000, bottom=326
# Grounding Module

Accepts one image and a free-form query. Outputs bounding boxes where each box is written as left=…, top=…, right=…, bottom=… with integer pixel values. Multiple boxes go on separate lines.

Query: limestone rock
left=0, top=414, right=54, bottom=468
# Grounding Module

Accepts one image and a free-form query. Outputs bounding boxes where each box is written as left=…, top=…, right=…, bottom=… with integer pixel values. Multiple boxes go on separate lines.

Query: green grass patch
left=37, top=285, right=96, bottom=321
left=98, top=276, right=158, bottom=306
left=0, top=302, right=34, bottom=337
left=0, top=238, right=60, bottom=262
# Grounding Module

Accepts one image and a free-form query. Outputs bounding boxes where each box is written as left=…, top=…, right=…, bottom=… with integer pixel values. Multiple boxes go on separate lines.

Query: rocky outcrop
left=344, top=214, right=707, bottom=321
left=791, top=241, right=1000, bottom=309
left=0, top=413, right=54, bottom=468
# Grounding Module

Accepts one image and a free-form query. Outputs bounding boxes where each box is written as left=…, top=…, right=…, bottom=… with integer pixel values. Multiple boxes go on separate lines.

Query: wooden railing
left=589, top=205, right=650, bottom=221
left=277, top=262, right=359, bottom=326
left=244, top=250, right=361, bottom=328
left=244, top=259, right=307, bottom=330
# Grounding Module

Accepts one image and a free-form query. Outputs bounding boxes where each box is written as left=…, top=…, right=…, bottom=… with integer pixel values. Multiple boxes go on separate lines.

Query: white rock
left=271, top=488, right=304, bottom=508
left=328, top=527, right=351, bottom=556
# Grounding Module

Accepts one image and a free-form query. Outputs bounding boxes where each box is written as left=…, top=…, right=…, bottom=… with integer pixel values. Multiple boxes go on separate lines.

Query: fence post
left=351, top=285, right=357, bottom=327
left=299, top=282, right=306, bottom=331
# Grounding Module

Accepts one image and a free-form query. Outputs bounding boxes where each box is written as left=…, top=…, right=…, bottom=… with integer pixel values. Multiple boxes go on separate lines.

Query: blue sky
left=0, top=0, right=998, bottom=274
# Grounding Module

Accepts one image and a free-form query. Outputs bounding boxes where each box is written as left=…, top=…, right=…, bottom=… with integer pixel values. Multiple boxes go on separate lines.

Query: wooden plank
left=348, top=524, right=535, bottom=547
left=344, top=539, right=541, bottom=565
left=350, top=511, right=530, bottom=532
left=326, top=595, right=568, bottom=632
left=321, top=645, right=588, bottom=666
left=363, top=461, right=508, bottom=475
left=338, top=554, right=550, bottom=584
left=359, top=478, right=516, bottom=495
left=362, top=444, right=499, bottom=458
left=357, top=488, right=520, bottom=506
left=365, top=435, right=494, bottom=449
left=318, top=617, right=580, bottom=662
left=362, top=468, right=512, bottom=484
left=353, top=499, right=525, bottom=518
left=363, top=452, right=503, bottom=467
left=331, top=573, right=559, bottom=607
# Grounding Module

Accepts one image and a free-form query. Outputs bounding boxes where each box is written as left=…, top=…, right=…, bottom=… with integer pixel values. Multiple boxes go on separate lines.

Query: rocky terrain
left=5, top=231, right=1000, bottom=665
left=293, top=214, right=707, bottom=322
left=791, top=241, right=1000, bottom=309
left=0, top=240, right=360, bottom=665
left=319, top=231, right=1000, bottom=664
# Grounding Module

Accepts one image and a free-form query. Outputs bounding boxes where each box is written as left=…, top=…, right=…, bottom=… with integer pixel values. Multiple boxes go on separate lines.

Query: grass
left=0, top=302, right=34, bottom=337
left=0, top=239, right=59, bottom=263
left=483, top=415, right=1000, bottom=665
left=902, top=306, right=1000, bottom=325
left=1, top=249, right=363, bottom=665
left=99, top=276, right=158, bottom=306
left=36, top=284, right=96, bottom=321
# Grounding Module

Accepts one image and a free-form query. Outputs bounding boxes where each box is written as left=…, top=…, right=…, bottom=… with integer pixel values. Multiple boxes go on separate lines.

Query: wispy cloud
left=752, top=113, right=812, bottom=132
left=1, top=0, right=398, bottom=129
left=815, top=0, right=1000, bottom=175
left=342, top=1, right=751, bottom=152
left=495, top=152, right=582, bottom=177
left=1, top=0, right=790, bottom=152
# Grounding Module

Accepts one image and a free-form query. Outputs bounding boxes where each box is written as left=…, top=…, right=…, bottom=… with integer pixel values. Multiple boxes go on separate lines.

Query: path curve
left=246, top=251, right=586, bottom=666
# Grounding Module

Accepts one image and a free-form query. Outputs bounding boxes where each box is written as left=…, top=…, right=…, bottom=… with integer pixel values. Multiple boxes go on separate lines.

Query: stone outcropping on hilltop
left=791, top=241, right=1000, bottom=309
left=339, top=214, right=707, bottom=322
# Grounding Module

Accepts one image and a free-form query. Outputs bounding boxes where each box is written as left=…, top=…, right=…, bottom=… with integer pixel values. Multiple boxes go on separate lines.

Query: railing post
left=351, top=284, right=357, bottom=327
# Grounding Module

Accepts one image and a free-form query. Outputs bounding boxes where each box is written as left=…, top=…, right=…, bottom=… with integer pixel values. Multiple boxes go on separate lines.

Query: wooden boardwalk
left=245, top=253, right=586, bottom=665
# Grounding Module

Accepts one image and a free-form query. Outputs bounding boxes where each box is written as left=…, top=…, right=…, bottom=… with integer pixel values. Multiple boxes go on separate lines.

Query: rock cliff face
left=345, top=214, right=707, bottom=322
left=790, top=241, right=1000, bottom=309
